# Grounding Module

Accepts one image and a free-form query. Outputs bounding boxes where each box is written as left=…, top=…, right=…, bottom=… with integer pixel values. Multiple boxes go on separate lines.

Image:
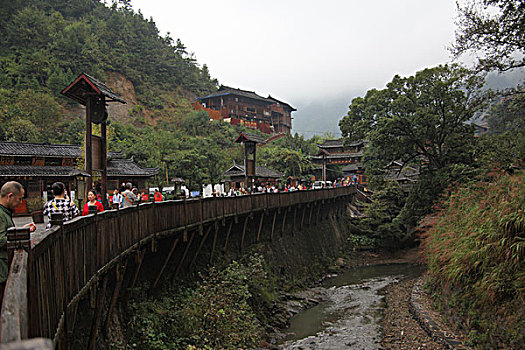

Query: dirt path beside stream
left=349, top=247, right=447, bottom=349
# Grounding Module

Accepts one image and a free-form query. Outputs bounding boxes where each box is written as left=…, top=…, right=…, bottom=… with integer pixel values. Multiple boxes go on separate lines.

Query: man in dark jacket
left=0, top=181, right=36, bottom=298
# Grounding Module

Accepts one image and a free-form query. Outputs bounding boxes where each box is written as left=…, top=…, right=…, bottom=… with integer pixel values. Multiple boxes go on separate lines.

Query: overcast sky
left=130, top=0, right=460, bottom=137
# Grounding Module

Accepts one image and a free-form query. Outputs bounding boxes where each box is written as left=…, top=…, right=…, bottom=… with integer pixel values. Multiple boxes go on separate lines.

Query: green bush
left=125, top=256, right=267, bottom=349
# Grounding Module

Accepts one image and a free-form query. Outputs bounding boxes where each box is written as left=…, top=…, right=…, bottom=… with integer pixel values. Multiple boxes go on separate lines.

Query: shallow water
left=281, top=263, right=425, bottom=349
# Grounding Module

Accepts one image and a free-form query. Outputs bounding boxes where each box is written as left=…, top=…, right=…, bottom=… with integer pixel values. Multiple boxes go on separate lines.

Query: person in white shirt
left=112, top=188, right=123, bottom=208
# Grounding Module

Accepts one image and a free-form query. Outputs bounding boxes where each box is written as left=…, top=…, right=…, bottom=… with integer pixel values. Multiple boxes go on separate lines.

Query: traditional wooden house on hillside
left=0, top=141, right=158, bottom=213
left=193, top=85, right=296, bottom=134
left=310, top=139, right=368, bottom=183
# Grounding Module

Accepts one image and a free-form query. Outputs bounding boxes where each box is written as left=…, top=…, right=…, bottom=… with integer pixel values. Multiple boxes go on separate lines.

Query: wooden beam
left=292, top=207, right=297, bottom=236
left=123, top=249, right=145, bottom=303
left=300, top=205, right=306, bottom=229
left=270, top=210, right=277, bottom=241
left=209, top=222, right=219, bottom=264
left=189, top=225, right=212, bottom=268
left=175, top=230, right=195, bottom=275
left=256, top=212, right=264, bottom=242
left=240, top=215, right=249, bottom=251
left=66, top=301, right=79, bottom=344
left=104, top=261, right=127, bottom=332
left=223, top=220, right=233, bottom=251
left=308, top=204, right=314, bottom=225
left=281, top=210, right=287, bottom=238
left=149, top=237, right=180, bottom=292
left=87, top=274, right=108, bottom=350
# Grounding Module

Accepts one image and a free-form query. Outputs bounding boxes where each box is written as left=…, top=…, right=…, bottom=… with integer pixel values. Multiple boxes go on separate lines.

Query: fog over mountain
left=292, top=95, right=354, bottom=139
left=291, top=69, right=524, bottom=139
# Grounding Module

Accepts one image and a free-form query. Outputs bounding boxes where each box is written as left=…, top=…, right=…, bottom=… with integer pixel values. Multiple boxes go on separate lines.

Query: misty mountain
left=291, top=95, right=356, bottom=139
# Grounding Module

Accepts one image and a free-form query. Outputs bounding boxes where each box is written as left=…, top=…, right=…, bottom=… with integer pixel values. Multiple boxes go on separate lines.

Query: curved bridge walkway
left=0, top=187, right=355, bottom=349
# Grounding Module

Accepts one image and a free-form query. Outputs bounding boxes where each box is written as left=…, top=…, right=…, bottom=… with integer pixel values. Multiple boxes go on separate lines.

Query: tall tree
left=340, top=65, right=480, bottom=228
left=340, top=65, right=478, bottom=173
left=453, top=0, right=525, bottom=73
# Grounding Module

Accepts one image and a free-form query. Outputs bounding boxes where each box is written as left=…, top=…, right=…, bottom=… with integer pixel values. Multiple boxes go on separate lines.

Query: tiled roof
left=267, top=95, right=296, bottom=111
left=311, top=152, right=363, bottom=160
left=107, top=158, right=159, bottom=177
left=198, top=86, right=296, bottom=112
left=342, top=163, right=364, bottom=172
left=222, top=163, right=283, bottom=178
left=235, top=132, right=266, bottom=144
left=317, top=138, right=344, bottom=148
left=198, top=86, right=271, bottom=104
left=0, top=165, right=90, bottom=177
left=0, top=142, right=157, bottom=178
left=317, top=139, right=367, bottom=148
left=61, top=73, right=126, bottom=105
left=0, top=142, right=81, bottom=157
left=83, top=73, right=126, bottom=103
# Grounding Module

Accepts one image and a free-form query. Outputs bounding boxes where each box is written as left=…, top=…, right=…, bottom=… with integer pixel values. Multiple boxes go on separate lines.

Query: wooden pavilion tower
left=61, top=73, right=126, bottom=207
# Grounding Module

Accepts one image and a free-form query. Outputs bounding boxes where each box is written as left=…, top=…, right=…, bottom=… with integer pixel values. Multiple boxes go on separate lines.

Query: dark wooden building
left=310, top=139, right=368, bottom=183
left=194, top=85, right=296, bottom=134
left=0, top=142, right=158, bottom=213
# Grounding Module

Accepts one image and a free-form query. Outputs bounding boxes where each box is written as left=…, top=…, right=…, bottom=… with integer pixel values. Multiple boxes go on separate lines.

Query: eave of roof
left=235, top=132, right=266, bottom=144
left=61, top=73, right=126, bottom=105
left=0, top=165, right=90, bottom=178
left=0, top=142, right=82, bottom=157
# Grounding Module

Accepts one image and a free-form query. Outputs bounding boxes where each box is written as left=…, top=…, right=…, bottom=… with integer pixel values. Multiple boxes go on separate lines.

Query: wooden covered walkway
left=0, top=187, right=355, bottom=349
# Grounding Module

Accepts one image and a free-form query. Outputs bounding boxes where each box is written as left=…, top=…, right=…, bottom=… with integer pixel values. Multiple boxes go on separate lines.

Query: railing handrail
left=1, top=187, right=355, bottom=345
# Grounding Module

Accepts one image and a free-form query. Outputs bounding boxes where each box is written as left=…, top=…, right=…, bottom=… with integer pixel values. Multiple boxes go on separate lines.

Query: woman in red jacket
left=83, top=190, right=104, bottom=215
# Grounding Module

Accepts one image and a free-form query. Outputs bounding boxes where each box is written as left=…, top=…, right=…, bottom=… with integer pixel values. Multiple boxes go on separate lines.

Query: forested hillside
left=0, top=0, right=321, bottom=188
left=0, top=0, right=216, bottom=103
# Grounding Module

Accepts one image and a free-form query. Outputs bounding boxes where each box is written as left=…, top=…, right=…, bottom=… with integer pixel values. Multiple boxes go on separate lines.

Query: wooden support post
left=223, top=220, right=233, bottom=251
left=316, top=201, right=322, bottom=224
left=256, top=212, right=264, bottom=242
left=104, top=261, right=127, bottom=332
left=190, top=225, right=212, bottom=268
left=149, top=238, right=180, bottom=292
left=300, top=205, right=306, bottom=229
left=209, top=222, right=219, bottom=264
left=175, top=230, right=195, bottom=275
left=308, top=204, right=314, bottom=225
left=240, top=215, right=249, bottom=251
left=281, top=210, right=287, bottom=238
left=292, top=207, right=297, bottom=236
left=270, top=210, right=277, bottom=241
left=87, top=274, right=108, bottom=350
left=151, top=236, right=157, bottom=252
left=66, top=302, right=79, bottom=345
left=123, top=249, right=145, bottom=303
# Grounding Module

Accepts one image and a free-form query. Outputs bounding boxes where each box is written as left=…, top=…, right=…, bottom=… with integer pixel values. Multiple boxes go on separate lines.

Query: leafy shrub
left=126, top=256, right=267, bottom=349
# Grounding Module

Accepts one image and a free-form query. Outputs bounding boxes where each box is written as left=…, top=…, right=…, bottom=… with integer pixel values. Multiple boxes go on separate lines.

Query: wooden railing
left=0, top=187, right=355, bottom=347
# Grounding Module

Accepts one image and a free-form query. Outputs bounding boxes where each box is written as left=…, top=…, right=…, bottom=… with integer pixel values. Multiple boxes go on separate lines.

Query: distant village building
left=310, top=139, right=368, bottom=183
left=193, top=85, right=296, bottom=135
left=222, top=162, right=283, bottom=189
left=381, top=161, right=420, bottom=192
left=0, top=141, right=158, bottom=213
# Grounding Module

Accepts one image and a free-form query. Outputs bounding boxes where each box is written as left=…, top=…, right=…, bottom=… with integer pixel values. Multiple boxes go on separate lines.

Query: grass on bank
left=423, top=171, right=524, bottom=348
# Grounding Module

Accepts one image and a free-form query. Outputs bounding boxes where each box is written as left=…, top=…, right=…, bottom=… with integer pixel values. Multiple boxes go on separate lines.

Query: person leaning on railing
left=0, top=181, right=36, bottom=300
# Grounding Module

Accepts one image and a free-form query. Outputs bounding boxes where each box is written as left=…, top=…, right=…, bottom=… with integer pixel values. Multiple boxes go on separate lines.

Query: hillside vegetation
left=424, top=172, right=525, bottom=348
left=0, top=0, right=323, bottom=188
